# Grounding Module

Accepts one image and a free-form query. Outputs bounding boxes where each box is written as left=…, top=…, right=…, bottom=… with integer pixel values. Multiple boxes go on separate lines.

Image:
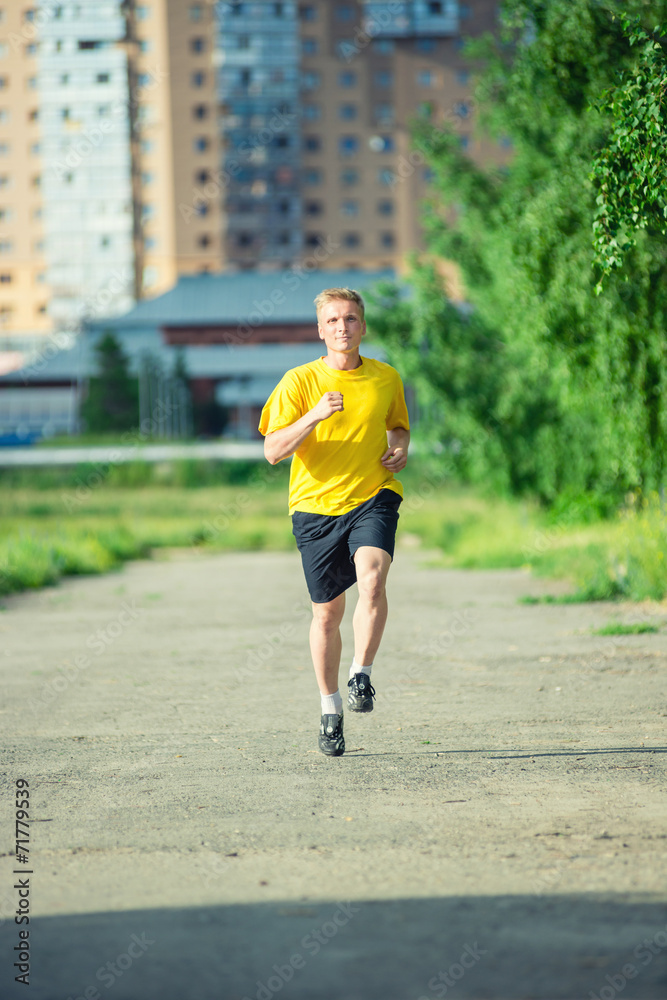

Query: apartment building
left=0, top=0, right=223, bottom=342
left=0, top=0, right=505, bottom=342
left=221, top=0, right=506, bottom=271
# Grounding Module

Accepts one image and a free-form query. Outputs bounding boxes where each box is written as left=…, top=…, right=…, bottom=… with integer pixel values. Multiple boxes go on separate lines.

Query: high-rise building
left=0, top=0, right=224, bottom=342
left=0, top=0, right=505, bottom=342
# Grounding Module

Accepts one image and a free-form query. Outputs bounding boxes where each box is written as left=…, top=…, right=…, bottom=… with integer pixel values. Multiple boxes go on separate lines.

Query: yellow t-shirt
left=259, top=355, right=410, bottom=515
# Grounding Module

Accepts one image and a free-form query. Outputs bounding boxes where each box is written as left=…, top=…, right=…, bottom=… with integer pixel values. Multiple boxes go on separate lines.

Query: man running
left=259, top=287, right=410, bottom=756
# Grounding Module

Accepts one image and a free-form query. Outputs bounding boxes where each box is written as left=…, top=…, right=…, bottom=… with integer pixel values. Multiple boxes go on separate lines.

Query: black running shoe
left=318, top=713, right=345, bottom=756
left=347, top=672, right=375, bottom=713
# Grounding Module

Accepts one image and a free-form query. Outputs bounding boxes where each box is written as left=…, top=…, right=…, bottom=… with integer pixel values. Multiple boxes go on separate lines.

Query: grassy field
left=1, top=458, right=666, bottom=603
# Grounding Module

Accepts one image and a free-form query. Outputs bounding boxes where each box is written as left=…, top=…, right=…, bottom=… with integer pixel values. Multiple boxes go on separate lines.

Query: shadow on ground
left=3, top=894, right=667, bottom=1000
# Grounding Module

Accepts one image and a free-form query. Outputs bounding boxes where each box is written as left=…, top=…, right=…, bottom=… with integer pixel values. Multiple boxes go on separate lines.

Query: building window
left=0, top=207, right=11, bottom=221
left=198, top=234, right=211, bottom=248
left=237, top=34, right=250, bottom=48
left=189, top=3, right=203, bottom=20
left=194, top=136, right=209, bottom=152
left=97, top=104, right=111, bottom=117
left=301, top=70, right=320, bottom=91
left=141, top=139, right=154, bottom=153
left=336, top=3, right=353, bottom=21
left=141, top=204, right=154, bottom=219
left=378, top=168, right=395, bottom=186
left=423, top=167, right=435, bottom=182
left=190, top=37, right=205, bottom=53
left=139, top=39, right=151, bottom=52
left=377, top=199, right=394, bottom=216
left=136, top=4, right=151, bottom=18
left=31, top=173, right=40, bottom=187
left=304, top=135, right=321, bottom=152
left=339, top=135, right=358, bottom=156
left=374, top=103, right=394, bottom=124
left=370, top=134, right=394, bottom=152
left=374, top=70, right=393, bottom=88
left=0, top=239, right=12, bottom=253
left=193, top=104, right=208, bottom=119
left=343, top=232, right=360, bottom=248
left=277, top=231, right=291, bottom=245
left=100, top=235, right=110, bottom=248
left=0, top=142, right=9, bottom=155
left=142, top=172, right=154, bottom=185
left=454, top=101, right=471, bottom=119
left=456, top=69, right=470, bottom=85
left=499, top=135, right=513, bottom=149
left=191, top=71, right=205, bottom=87
left=339, top=103, right=357, bottom=121
left=340, top=200, right=358, bottom=217
left=27, top=76, right=37, bottom=88
left=26, top=43, right=39, bottom=56
left=0, top=109, right=8, bottom=122
left=338, top=70, right=357, bottom=87
left=460, top=2, right=471, bottom=17
left=0, top=43, right=7, bottom=59
left=274, top=134, right=290, bottom=148
left=299, top=3, right=316, bottom=20
left=274, top=2, right=284, bottom=15
left=303, top=168, right=322, bottom=185
left=302, top=38, right=318, bottom=55
left=302, top=103, right=321, bottom=121
left=196, top=203, right=209, bottom=218
left=304, top=232, right=323, bottom=248
left=416, top=38, right=436, bottom=53
left=230, top=1, right=244, bottom=13
left=96, top=72, right=110, bottom=83
left=236, top=232, right=253, bottom=247
left=0, top=77, right=7, bottom=88
left=459, top=135, right=469, bottom=149
left=417, top=70, right=434, bottom=87
left=340, top=168, right=358, bottom=186
left=428, top=1, right=443, bottom=12
left=379, top=231, right=395, bottom=248
left=0, top=273, right=11, bottom=283
left=372, top=40, right=395, bottom=54
left=305, top=200, right=322, bottom=216
left=0, top=175, right=8, bottom=187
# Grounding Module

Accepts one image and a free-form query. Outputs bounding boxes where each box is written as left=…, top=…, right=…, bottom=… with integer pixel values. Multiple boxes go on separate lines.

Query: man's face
left=317, top=299, right=366, bottom=354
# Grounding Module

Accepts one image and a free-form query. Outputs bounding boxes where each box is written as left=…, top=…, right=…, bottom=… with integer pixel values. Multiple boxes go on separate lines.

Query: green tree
left=368, top=0, right=667, bottom=505
left=591, top=17, right=667, bottom=287
left=81, top=331, right=139, bottom=433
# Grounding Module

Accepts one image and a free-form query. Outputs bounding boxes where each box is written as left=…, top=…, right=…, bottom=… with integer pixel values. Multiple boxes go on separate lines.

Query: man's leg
left=352, top=545, right=392, bottom=664
left=310, top=591, right=346, bottom=696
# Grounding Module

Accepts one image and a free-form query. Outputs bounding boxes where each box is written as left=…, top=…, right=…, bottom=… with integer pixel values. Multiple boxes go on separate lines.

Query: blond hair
left=314, top=287, right=365, bottom=322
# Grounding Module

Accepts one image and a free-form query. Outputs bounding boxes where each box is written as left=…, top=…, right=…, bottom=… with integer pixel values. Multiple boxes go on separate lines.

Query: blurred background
left=1, top=0, right=666, bottom=606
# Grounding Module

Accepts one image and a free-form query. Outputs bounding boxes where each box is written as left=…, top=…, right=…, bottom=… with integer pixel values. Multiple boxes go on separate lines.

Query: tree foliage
left=591, top=16, right=667, bottom=287
left=81, top=332, right=139, bottom=433
left=368, top=0, right=667, bottom=505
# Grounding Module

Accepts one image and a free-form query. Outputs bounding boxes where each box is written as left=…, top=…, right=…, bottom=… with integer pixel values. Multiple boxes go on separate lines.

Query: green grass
left=591, top=622, right=660, bottom=635
left=1, top=459, right=666, bottom=603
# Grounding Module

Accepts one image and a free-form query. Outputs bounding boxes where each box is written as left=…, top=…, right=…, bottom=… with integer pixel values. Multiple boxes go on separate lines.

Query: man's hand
left=311, top=391, right=344, bottom=422
left=381, top=445, right=407, bottom=472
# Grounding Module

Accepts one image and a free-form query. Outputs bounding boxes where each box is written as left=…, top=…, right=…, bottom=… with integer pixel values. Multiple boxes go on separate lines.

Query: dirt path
left=1, top=544, right=666, bottom=1000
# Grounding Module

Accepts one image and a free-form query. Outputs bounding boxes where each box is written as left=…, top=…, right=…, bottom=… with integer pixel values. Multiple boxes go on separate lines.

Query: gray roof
left=86, top=268, right=396, bottom=329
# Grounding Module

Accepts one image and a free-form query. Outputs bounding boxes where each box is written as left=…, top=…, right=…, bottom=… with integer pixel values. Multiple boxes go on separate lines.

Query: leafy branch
left=590, top=17, right=667, bottom=291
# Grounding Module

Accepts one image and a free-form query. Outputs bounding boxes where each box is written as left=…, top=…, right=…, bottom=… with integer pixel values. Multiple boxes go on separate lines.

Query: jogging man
left=259, top=287, right=410, bottom=757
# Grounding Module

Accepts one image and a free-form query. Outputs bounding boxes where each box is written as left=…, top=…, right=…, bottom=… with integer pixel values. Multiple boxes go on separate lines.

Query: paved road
left=0, top=546, right=665, bottom=999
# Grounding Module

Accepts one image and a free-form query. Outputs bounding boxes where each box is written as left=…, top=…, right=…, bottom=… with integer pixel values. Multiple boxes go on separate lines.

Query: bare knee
left=357, top=568, right=386, bottom=604
left=312, top=598, right=345, bottom=633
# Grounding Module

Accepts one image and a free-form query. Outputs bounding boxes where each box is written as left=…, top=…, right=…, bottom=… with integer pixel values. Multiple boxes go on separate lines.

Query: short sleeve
left=258, top=371, right=304, bottom=436
left=386, top=370, right=410, bottom=430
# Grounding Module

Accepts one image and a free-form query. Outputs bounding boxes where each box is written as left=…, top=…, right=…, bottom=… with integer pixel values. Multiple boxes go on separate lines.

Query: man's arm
left=381, top=426, right=410, bottom=473
left=264, top=391, right=344, bottom=465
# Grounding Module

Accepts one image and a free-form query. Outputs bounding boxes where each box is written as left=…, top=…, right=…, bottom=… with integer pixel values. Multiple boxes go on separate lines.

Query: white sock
left=349, top=657, right=373, bottom=679
left=321, top=690, right=343, bottom=716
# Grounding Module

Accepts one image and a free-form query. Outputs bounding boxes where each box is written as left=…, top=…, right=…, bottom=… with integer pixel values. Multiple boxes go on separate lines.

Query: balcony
left=361, top=0, right=459, bottom=37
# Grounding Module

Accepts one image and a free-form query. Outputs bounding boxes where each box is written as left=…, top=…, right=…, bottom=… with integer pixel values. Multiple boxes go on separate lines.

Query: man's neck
left=323, top=350, right=363, bottom=371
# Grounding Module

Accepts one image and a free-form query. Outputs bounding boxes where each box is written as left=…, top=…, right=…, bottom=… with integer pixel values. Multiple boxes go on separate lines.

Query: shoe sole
left=348, top=697, right=374, bottom=713
left=318, top=739, right=345, bottom=756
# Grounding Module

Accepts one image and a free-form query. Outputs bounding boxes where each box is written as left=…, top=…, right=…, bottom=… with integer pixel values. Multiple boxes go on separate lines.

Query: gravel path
left=1, top=544, right=666, bottom=999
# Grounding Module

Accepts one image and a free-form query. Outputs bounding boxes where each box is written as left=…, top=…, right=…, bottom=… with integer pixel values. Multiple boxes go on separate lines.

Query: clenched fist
left=311, top=391, right=344, bottom=422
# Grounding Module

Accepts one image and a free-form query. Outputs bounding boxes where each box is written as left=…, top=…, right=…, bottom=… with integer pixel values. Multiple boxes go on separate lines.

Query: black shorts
left=291, top=488, right=402, bottom=604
